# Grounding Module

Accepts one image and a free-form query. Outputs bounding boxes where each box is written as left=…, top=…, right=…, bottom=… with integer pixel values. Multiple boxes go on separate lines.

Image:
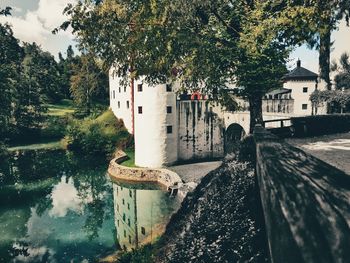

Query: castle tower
left=133, top=79, right=178, bottom=168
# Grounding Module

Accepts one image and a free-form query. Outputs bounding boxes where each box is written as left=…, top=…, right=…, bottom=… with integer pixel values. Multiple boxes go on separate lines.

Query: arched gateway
left=224, top=123, right=246, bottom=153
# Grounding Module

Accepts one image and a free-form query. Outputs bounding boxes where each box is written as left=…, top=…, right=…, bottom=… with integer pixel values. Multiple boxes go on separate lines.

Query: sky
left=1, top=0, right=350, bottom=67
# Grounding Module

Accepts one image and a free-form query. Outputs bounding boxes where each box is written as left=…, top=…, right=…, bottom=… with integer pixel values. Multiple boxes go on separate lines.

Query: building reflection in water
left=113, top=181, right=181, bottom=251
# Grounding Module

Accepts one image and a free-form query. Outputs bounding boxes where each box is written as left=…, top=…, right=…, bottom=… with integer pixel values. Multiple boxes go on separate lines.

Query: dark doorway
left=225, top=123, right=246, bottom=153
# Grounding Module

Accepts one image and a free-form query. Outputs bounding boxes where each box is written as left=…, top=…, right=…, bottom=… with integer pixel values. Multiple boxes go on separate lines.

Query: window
left=138, top=106, right=143, bottom=114
left=117, top=204, right=119, bottom=212
left=303, top=87, right=308, bottom=93
left=124, top=86, right=127, bottom=92
left=302, top=104, right=308, bottom=110
left=141, top=227, right=146, bottom=235
left=117, top=220, right=119, bottom=227
left=266, top=105, right=269, bottom=112
left=122, top=198, right=125, bottom=205
left=119, top=87, right=121, bottom=93
left=128, top=218, right=130, bottom=226
left=166, top=84, right=172, bottom=92
left=137, top=84, right=143, bottom=92
left=123, top=213, right=126, bottom=221
left=118, top=101, right=120, bottom=108
left=126, top=101, right=130, bottom=109
left=129, top=190, right=132, bottom=197
left=113, top=90, right=115, bottom=99
left=167, top=106, right=172, bottom=114
left=129, top=235, right=132, bottom=244
left=166, top=125, right=173, bottom=134
left=124, top=230, right=126, bottom=237
left=127, top=203, right=130, bottom=210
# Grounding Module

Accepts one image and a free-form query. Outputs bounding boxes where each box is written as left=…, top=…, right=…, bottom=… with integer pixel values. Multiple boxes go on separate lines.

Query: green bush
left=40, top=115, right=69, bottom=139
left=0, top=142, right=9, bottom=160
left=64, top=110, right=133, bottom=158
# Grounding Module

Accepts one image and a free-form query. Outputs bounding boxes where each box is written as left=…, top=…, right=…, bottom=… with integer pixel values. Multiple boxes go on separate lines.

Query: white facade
left=283, top=79, right=326, bottom=115
left=109, top=71, right=133, bottom=132
left=134, top=79, right=178, bottom=167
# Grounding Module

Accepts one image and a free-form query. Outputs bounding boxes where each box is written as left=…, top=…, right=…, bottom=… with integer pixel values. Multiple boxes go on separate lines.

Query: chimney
left=297, top=59, right=301, bottom=68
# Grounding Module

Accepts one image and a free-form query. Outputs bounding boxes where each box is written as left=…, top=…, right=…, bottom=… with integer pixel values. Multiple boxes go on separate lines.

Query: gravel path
left=286, top=132, right=350, bottom=174
left=168, top=161, right=222, bottom=183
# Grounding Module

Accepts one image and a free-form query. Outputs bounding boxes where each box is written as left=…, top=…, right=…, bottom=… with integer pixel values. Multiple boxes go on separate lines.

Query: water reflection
left=0, top=149, right=182, bottom=261
left=0, top=149, right=115, bottom=262
left=113, top=181, right=181, bottom=251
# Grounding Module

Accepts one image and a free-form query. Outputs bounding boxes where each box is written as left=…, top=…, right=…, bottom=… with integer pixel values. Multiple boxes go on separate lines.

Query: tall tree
left=332, top=52, right=350, bottom=90
left=60, top=0, right=319, bottom=131
left=70, top=53, right=108, bottom=115
left=0, top=23, right=23, bottom=139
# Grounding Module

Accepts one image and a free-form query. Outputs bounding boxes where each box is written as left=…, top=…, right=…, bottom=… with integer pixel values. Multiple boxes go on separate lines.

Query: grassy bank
left=64, top=110, right=133, bottom=158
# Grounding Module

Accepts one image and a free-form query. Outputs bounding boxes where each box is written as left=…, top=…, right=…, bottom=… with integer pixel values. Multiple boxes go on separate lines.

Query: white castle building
left=109, top=60, right=326, bottom=168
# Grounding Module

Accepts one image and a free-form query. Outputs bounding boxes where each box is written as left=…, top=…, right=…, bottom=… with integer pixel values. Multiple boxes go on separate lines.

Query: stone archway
left=225, top=123, right=246, bottom=153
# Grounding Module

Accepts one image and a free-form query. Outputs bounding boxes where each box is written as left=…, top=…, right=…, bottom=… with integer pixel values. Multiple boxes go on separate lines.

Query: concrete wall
left=177, top=101, right=224, bottom=161
left=109, top=70, right=133, bottom=133
left=134, top=79, right=178, bottom=168
left=283, top=79, right=327, bottom=116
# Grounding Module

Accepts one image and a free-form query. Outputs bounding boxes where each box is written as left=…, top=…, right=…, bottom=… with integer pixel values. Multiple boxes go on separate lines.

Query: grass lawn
left=8, top=139, right=63, bottom=152
left=120, top=148, right=137, bottom=167
left=45, top=99, right=76, bottom=116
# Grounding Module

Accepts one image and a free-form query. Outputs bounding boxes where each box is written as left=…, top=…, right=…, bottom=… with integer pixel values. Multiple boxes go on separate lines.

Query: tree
left=61, top=0, right=319, bottom=131
left=0, top=23, right=23, bottom=139
left=58, top=45, right=79, bottom=99
left=13, top=44, right=48, bottom=134
left=332, top=52, right=350, bottom=90
left=70, top=53, right=108, bottom=115
left=0, top=6, right=11, bottom=16
left=308, top=1, right=350, bottom=89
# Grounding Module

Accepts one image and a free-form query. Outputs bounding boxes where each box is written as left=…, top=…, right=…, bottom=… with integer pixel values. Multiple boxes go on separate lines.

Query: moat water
left=0, top=149, right=180, bottom=262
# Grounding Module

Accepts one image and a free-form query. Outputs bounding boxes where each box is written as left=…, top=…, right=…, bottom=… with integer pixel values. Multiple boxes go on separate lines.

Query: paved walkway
left=287, top=132, right=350, bottom=175
left=168, top=161, right=222, bottom=183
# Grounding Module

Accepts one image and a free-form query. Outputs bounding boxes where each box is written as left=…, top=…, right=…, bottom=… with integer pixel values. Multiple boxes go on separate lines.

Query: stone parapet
left=108, top=150, right=182, bottom=189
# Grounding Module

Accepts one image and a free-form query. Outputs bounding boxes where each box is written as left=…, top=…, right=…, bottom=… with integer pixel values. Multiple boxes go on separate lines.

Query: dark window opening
left=129, top=235, right=132, bottom=244
left=124, top=86, right=126, bottom=92
left=128, top=218, right=130, bottom=226
left=137, top=84, right=143, bottom=92
left=129, top=190, right=132, bottom=197
left=124, top=230, right=126, bottom=237
left=302, top=104, right=308, bottom=110
left=118, top=101, right=120, bottom=108
left=303, top=87, right=308, bottom=93
left=166, top=84, right=172, bottom=92
left=113, top=90, right=115, bottom=99
left=167, top=125, right=173, bottom=134
left=127, top=203, right=130, bottom=210
left=138, top=106, right=143, bottom=114
left=126, top=101, right=130, bottom=109
left=167, top=106, right=172, bottom=114
left=119, top=87, right=121, bottom=93
left=141, top=227, right=146, bottom=235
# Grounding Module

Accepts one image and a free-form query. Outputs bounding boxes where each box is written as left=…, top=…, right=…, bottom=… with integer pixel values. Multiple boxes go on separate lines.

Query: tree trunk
left=319, top=26, right=332, bottom=90
left=249, top=95, right=263, bottom=133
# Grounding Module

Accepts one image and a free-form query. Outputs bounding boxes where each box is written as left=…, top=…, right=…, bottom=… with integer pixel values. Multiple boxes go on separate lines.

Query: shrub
left=64, top=110, right=132, bottom=158
left=291, top=114, right=350, bottom=137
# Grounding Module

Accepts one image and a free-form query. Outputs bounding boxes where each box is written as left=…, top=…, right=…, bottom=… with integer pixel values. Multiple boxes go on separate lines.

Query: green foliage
left=333, top=52, right=350, bottom=90
left=65, top=110, right=132, bottom=158
left=70, top=53, right=109, bottom=116
left=310, top=89, right=350, bottom=109
left=118, top=244, right=156, bottom=263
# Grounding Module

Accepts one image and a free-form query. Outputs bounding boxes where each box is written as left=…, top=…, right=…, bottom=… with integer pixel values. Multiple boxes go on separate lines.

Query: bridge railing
left=253, top=125, right=350, bottom=263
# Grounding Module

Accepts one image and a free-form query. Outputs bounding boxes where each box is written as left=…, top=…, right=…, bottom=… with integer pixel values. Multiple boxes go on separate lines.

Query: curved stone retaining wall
left=108, top=150, right=182, bottom=189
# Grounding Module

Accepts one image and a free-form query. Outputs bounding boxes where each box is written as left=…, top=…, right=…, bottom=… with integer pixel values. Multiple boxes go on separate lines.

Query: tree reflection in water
left=0, top=149, right=115, bottom=262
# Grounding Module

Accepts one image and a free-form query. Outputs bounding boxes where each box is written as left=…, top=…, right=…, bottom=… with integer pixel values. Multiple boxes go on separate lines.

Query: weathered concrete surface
left=287, top=132, right=350, bottom=174
left=168, top=161, right=222, bottom=183
left=156, top=160, right=268, bottom=263
left=255, top=127, right=350, bottom=263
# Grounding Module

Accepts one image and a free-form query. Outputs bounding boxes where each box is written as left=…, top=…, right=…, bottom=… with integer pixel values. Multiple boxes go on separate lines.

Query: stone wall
left=108, top=151, right=182, bottom=188
left=177, top=100, right=225, bottom=161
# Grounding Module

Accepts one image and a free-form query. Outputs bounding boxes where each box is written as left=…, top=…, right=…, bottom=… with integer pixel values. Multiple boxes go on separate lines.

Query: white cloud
left=0, top=0, right=77, bottom=56
left=49, top=176, right=92, bottom=217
